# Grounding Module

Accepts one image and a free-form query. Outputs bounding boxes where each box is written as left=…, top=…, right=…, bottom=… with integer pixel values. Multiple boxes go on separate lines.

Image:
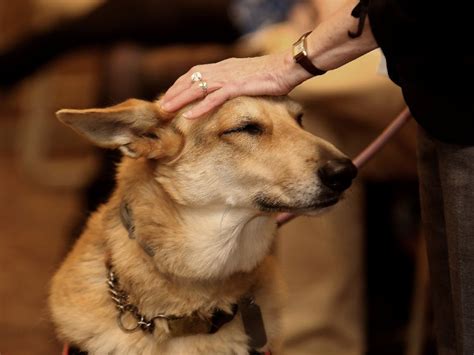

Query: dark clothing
left=417, top=129, right=474, bottom=355
left=364, top=1, right=474, bottom=353
left=367, top=0, right=474, bottom=144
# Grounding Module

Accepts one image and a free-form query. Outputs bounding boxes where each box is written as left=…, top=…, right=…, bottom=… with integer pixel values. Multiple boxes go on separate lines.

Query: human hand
left=160, top=49, right=311, bottom=119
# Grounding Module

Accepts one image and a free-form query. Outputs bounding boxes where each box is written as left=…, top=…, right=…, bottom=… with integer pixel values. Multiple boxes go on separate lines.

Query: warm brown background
left=0, top=1, right=428, bottom=355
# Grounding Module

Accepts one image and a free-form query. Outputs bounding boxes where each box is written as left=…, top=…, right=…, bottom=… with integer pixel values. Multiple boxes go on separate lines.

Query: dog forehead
left=215, top=96, right=301, bottom=123
left=173, top=96, right=300, bottom=133
left=218, top=97, right=267, bottom=119
left=226, top=96, right=298, bottom=112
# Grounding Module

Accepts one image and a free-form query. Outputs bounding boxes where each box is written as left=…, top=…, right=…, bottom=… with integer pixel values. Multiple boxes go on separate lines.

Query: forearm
left=284, top=0, right=379, bottom=85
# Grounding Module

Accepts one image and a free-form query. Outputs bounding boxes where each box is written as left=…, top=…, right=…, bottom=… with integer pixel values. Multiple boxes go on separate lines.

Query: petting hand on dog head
left=160, top=0, right=378, bottom=119
left=160, top=51, right=310, bottom=119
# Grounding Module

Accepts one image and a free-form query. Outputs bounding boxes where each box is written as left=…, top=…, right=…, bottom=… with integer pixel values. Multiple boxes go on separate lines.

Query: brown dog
left=49, top=96, right=356, bottom=354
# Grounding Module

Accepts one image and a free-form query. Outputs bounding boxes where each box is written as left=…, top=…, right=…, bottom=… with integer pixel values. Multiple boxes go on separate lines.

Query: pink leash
left=276, top=107, right=412, bottom=227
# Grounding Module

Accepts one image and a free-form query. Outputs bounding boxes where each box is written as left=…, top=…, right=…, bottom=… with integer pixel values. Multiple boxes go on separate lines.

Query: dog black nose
left=318, top=158, right=358, bottom=192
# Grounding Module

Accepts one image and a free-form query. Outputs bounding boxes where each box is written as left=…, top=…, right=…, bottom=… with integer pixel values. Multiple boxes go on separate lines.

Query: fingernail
left=161, top=102, right=171, bottom=111
left=182, top=111, right=192, bottom=119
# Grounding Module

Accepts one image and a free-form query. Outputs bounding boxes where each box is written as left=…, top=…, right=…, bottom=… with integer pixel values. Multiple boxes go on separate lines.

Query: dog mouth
left=254, top=194, right=340, bottom=213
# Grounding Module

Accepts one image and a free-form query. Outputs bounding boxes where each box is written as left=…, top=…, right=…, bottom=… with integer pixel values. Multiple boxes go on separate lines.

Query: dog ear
left=56, top=98, right=181, bottom=159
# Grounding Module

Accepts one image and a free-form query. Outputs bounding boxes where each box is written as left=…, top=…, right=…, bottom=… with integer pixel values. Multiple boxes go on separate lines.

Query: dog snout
left=317, top=158, right=358, bottom=192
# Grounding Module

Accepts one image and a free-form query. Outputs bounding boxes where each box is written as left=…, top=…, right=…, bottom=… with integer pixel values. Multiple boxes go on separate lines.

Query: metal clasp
left=117, top=308, right=141, bottom=333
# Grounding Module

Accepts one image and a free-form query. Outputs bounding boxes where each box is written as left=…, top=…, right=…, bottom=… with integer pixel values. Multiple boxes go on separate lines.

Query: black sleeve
left=351, top=0, right=474, bottom=144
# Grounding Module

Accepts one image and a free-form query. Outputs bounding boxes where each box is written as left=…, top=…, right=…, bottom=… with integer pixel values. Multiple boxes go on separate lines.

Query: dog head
left=57, top=96, right=356, bottom=215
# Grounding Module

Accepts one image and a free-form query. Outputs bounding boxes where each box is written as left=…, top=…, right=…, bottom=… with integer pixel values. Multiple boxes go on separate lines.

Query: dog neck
left=97, top=158, right=279, bottom=342
left=111, top=158, right=278, bottom=282
left=176, top=205, right=277, bottom=279
left=116, top=197, right=277, bottom=281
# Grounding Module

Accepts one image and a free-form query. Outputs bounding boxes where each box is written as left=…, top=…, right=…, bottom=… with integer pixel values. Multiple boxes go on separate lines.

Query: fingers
left=161, top=64, right=215, bottom=112
left=160, top=78, right=192, bottom=112
left=162, top=71, right=193, bottom=105
left=159, top=54, right=289, bottom=118
left=163, top=80, right=221, bottom=114
left=183, top=87, right=234, bottom=119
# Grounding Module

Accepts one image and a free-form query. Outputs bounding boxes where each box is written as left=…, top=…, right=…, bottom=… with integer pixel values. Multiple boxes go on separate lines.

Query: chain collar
left=110, top=200, right=268, bottom=349
left=107, top=265, right=181, bottom=333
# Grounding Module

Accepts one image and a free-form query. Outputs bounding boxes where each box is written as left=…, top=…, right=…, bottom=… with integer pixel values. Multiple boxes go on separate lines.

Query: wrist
left=292, top=31, right=327, bottom=77
left=282, top=48, right=313, bottom=88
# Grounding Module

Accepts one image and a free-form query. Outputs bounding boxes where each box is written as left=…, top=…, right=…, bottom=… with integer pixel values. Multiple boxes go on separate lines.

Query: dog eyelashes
left=222, top=123, right=263, bottom=136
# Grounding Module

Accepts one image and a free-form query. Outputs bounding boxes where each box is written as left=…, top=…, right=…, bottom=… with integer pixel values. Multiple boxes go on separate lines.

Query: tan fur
left=49, top=96, right=349, bottom=354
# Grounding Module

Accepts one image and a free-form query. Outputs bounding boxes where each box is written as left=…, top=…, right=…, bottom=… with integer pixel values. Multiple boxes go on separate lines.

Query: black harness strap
left=120, top=200, right=155, bottom=257
left=119, top=200, right=135, bottom=239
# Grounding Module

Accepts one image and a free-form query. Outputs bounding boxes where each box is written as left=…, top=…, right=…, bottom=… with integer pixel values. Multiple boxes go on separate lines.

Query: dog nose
left=318, top=158, right=358, bottom=192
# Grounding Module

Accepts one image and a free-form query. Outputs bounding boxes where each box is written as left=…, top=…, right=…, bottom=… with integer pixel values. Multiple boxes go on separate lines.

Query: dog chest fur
left=49, top=157, right=283, bottom=354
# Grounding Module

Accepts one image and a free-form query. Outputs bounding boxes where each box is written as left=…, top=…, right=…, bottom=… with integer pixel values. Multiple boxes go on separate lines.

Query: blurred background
left=0, top=0, right=434, bottom=354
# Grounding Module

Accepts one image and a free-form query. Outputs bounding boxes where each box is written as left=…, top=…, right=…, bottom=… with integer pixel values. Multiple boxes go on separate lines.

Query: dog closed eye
left=295, top=113, right=304, bottom=127
left=222, top=123, right=263, bottom=136
left=141, top=131, right=159, bottom=139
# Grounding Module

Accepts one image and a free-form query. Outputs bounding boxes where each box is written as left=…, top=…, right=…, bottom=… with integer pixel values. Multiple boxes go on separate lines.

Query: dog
left=49, top=95, right=357, bottom=355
